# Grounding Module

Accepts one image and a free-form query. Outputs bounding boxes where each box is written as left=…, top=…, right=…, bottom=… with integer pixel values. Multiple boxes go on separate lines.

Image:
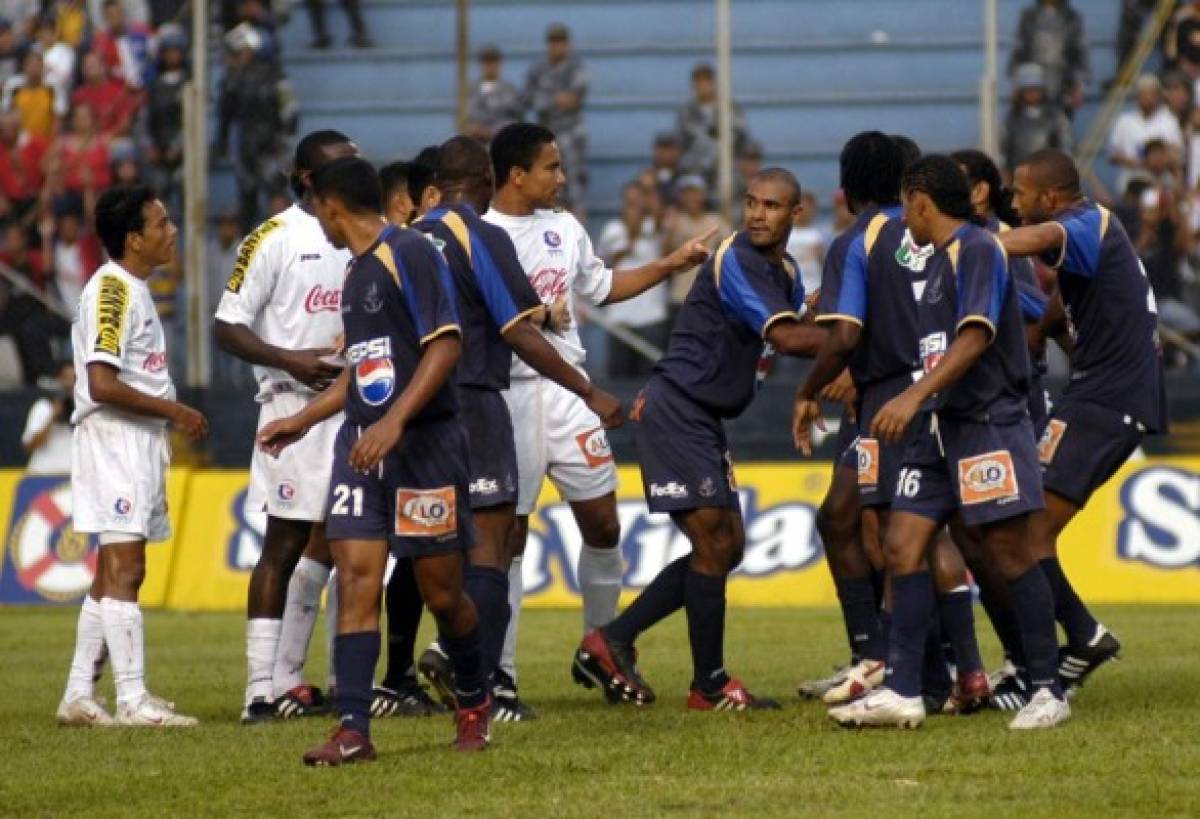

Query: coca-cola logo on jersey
left=528, top=267, right=568, bottom=300
left=304, top=285, right=341, bottom=313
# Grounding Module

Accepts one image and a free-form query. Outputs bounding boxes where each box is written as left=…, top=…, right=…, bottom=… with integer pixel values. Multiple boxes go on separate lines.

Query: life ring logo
left=8, top=481, right=98, bottom=602
left=113, top=497, right=133, bottom=517
left=277, top=481, right=296, bottom=502
left=543, top=230, right=562, bottom=248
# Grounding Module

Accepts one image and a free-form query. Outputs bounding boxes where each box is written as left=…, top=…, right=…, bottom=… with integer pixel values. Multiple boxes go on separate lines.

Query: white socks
left=99, top=597, right=147, bottom=708
left=64, top=596, right=107, bottom=702
left=245, top=618, right=281, bottom=705
left=272, top=557, right=330, bottom=698
left=325, top=572, right=339, bottom=691
left=498, top=556, right=524, bottom=682
left=578, top=545, right=624, bottom=633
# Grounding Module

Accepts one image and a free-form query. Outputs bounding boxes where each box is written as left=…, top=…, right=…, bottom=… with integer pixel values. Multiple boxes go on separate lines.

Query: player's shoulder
left=957, top=222, right=1007, bottom=263
left=83, top=262, right=131, bottom=301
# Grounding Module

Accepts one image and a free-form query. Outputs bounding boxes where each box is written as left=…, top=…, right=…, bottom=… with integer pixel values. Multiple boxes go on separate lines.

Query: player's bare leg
left=929, top=531, right=987, bottom=712
left=273, top=523, right=334, bottom=718
left=1030, top=493, right=1120, bottom=693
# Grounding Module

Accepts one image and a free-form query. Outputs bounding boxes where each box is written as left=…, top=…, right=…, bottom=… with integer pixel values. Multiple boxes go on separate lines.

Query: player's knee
left=881, top=529, right=918, bottom=575
left=421, top=584, right=463, bottom=621
left=583, top=514, right=620, bottom=551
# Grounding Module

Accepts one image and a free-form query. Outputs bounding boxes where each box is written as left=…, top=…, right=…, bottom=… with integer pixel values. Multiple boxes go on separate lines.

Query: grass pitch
left=3, top=605, right=1198, bottom=818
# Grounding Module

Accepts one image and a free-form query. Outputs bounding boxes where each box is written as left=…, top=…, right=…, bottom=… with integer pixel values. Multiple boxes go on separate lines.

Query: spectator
left=2, top=51, right=68, bottom=139
left=1008, top=0, right=1089, bottom=114
left=526, top=23, right=588, bottom=213
left=267, top=190, right=290, bottom=216
left=661, top=174, right=727, bottom=321
left=50, top=105, right=112, bottom=196
left=831, top=188, right=855, bottom=234
left=87, top=0, right=149, bottom=30
left=91, top=0, right=154, bottom=89
left=40, top=193, right=101, bottom=309
left=216, top=22, right=290, bottom=233
left=677, top=62, right=749, bottom=183
left=732, top=137, right=763, bottom=223
left=111, top=151, right=142, bottom=187
left=597, top=181, right=669, bottom=378
left=1166, top=1, right=1200, bottom=84
left=1110, top=74, right=1185, bottom=193
left=54, top=0, right=91, bottom=49
left=1, top=0, right=41, bottom=41
left=21, top=359, right=74, bottom=474
left=144, top=29, right=186, bottom=207
left=232, top=0, right=279, bottom=63
left=785, top=189, right=825, bottom=296
left=1142, top=138, right=1183, bottom=192
left=465, top=45, right=523, bottom=143
left=304, top=0, right=370, bottom=49
left=0, top=20, right=20, bottom=90
left=33, top=18, right=75, bottom=100
left=1118, top=1, right=1158, bottom=75
left=1160, top=71, right=1200, bottom=188
left=644, top=131, right=683, bottom=207
left=1134, top=184, right=1200, bottom=352
left=1002, top=63, right=1073, bottom=174
left=0, top=222, right=65, bottom=382
left=0, top=109, right=49, bottom=220
left=72, top=52, right=141, bottom=142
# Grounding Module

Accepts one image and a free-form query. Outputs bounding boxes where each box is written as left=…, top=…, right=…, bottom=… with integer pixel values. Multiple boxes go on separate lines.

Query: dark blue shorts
left=1028, top=372, right=1050, bottom=439
left=325, top=416, right=474, bottom=558
left=632, top=377, right=740, bottom=514
left=891, top=412, right=1044, bottom=527
left=835, top=405, right=859, bottom=472
left=1037, top=398, right=1143, bottom=506
left=460, top=386, right=518, bottom=510
left=855, top=373, right=921, bottom=509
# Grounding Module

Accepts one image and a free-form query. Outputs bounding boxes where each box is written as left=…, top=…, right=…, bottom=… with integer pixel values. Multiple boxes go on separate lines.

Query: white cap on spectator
left=1014, top=63, right=1045, bottom=90
left=677, top=174, right=706, bottom=191
left=1135, top=73, right=1162, bottom=93
left=225, top=22, right=262, bottom=54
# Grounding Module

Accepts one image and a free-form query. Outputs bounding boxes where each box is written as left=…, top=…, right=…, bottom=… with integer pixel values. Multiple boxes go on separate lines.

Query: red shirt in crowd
left=71, top=80, right=140, bottom=137
left=0, top=132, right=49, bottom=201
left=55, top=135, right=111, bottom=193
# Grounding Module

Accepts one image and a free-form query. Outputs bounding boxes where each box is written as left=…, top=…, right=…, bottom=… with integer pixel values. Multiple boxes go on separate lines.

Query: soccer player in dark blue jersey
left=1002, top=149, right=1167, bottom=692
left=410, top=136, right=625, bottom=722
left=258, top=157, right=493, bottom=762
left=826, top=155, right=1069, bottom=730
left=573, top=168, right=825, bottom=710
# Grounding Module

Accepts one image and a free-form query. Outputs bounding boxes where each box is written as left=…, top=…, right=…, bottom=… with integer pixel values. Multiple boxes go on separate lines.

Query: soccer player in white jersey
left=482, top=122, right=716, bottom=711
left=56, top=186, right=208, bottom=728
left=215, top=130, right=357, bottom=723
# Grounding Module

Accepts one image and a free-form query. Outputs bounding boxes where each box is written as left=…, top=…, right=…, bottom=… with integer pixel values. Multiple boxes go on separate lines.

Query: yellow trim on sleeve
left=814, top=313, right=864, bottom=327
left=863, top=213, right=889, bottom=255
left=957, top=315, right=997, bottom=341
left=1048, top=222, right=1069, bottom=269
left=762, top=310, right=801, bottom=340
left=1097, top=204, right=1111, bottom=240
left=990, top=232, right=1008, bottom=262
left=420, top=324, right=462, bottom=345
left=945, top=238, right=962, bottom=272
left=997, top=220, right=1011, bottom=232
left=372, top=242, right=401, bottom=288
left=711, top=234, right=738, bottom=288
left=499, top=304, right=545, bottom=335
left=440, top=211, right=472, bottom=263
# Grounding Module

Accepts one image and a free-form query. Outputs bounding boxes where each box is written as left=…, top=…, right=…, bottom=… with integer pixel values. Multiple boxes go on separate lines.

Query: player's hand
left=171, top=403, right=209, bottom=441
left=586, top=387, right=624, bottom=430
left=792, top=396, right=825, bottom=456
left=547, top=295, right=572, bottom=334
left=664, top=225, right=719, bottom=271
left=819, top=369, right=858, bottom=422
left=258, top=416, right=309, bottom=457
left=871, top=390, right=921, bottom=445
left=281, top=347, right=342, bottom=391
left=349, top=417, right=403, bottom=473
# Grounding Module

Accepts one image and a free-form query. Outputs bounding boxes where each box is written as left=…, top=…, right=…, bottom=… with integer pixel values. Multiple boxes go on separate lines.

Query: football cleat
left=371, top=680, right=448, bottom=718
left=117, top=694, right=199, bottom=727
left=241, top=696, right=276, bottom=724
left=1058, top=626, right=1121, bottom=695
left=687, top=678, right=781, bottom=711
left=1008, top=687, right=1071, bottom=730
left=56, top=695, right=115, bottom=727
left=417, top=642, right=457, bottom=709
left=829, top=687, right=926, bottom=729
left=302, top=725, right=376, bottom=766
left=988, top=664, right=1031, bottom=711
left=822, top=659, right=885, bottom=705
left=796, top=664, right=852, bottom=700
left=275, top=684, right=329, bottom=719
left=572, top=629, right=656, bottom=705
left=491, top=669, right=537, bottom=722
left=453, top=698, right=492, bottom=752
left=946, top=668, right=990, bottom=715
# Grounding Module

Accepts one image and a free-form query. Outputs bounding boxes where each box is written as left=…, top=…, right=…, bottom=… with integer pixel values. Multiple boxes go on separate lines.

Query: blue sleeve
left=815, top=233, right=866, bottom=323
left=399, top=239, right=460, bottom=344
left=473, top=227, right=542, bottom=332
left=717, top=246, right=795, bottom=337
left=1052, top=208, right=1103, bottom=277
left=955, top=238, right=1008, bottom=337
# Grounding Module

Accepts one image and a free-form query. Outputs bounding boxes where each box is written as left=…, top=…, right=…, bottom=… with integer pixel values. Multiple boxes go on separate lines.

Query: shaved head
left=1020, top=148, right=1081, bottom=196
left=751, top=167, right=801, bottom=207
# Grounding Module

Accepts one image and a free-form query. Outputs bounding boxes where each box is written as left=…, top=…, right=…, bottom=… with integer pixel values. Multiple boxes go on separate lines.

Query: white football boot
left=1008, top=687, right=1071, bottom=730
left=828, top=687, right=926, bottom=729
left=116, top=694, right=199, bottom=727
left=796, top=664, right=852, bottom=700
left=823, top=659, right=886, bottom=704
left=56, top=695, right=115, bottom=727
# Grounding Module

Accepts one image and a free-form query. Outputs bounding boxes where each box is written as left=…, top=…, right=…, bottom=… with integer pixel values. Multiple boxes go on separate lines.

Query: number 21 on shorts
left=331, top=484, right=364, bottom=517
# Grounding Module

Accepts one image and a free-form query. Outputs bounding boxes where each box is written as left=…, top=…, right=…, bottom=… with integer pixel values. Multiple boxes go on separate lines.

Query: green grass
left=3, top=606, right=1198, bottom=818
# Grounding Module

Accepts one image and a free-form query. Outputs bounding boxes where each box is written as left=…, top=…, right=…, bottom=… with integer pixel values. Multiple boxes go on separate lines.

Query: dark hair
left=290, top=129, right=353, bottom=198
left=900, top=154, right=974, bottom=220
left=1019, top=148, right=1081, bottom=196
left=692, top=62, right=715, bottom=80
left=1143, top=137, right=1168, bottom=154
left=952, top=148, right=1019, bottom=226
left=95, top=185, right=157, bottom=259
left=491, top=122, right=556, bottom=189
left=436, top=135, right=491, bottom=187
left=311, top=156, right=382, bottom=215
left=379, top=161, right=412, bottom=204
left=890, top=134, right=922, bottom=169
left=750, top=167, right=802, bottom=207
left=839, top=131, right=905, bottom=209
left=408, top=146, right=439, bottom=204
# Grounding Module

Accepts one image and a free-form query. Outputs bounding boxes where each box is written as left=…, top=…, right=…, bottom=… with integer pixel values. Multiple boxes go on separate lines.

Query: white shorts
left=502, top=376, right=617, bottom=515
left=71, top=414, right=171, bottom=543
left=247, top=392, right=341, bottom=521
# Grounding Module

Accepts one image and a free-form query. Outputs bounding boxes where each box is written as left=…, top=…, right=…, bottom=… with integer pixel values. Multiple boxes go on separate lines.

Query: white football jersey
left=214, top=204, right=350, bottom=401
left=71, top=261, right=175, bottom=429
left=483, top=208, right=613, bottom=379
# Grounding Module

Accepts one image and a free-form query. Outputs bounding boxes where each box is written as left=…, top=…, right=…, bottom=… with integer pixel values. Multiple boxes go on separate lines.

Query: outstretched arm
left=999, top=222, right=1065, bottom=259
left=602, top=226, right=718, bottom=304
left=504, top=319, right=622, bottom=428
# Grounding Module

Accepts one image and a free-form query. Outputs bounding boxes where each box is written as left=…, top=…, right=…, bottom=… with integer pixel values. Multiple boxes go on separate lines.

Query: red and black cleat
left=453, top=697, right=492, bottom=752
left=947, top=669, right=991, bottom=715
left=687, top=678, right=781, bottom=711
left=572, top=629, right=656, bottom=705
left=301, top=725, right=376, bottom=767
left=276, top=684, right=330, bottom=719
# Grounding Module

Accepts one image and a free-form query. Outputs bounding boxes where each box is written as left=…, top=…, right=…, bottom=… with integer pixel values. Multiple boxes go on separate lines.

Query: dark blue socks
left=685, top=569, right=730, bottom=692
left=1010, top=565, right=1064, bottom=696
left=334, top=630, right=381, bottom=737
left=937, top=588, right=984, bottom=676
left=1039, top=557, right=1098, bottom=648
left=382, top=557, right=422, bottom=690
left=885, top=571, right=935, bottom=698
left=604, top=555, right=690, bottom=645
left=463, top=564, right=510, bottom=680
left=441, top=626, right=487, bottom=708
left=835, top=576, right=885, bottom=661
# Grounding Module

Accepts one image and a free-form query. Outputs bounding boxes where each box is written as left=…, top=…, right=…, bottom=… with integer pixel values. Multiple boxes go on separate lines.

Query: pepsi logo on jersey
left=356, top=358, right=395, bottom=406
left=304, top=285, right=341, bottom=314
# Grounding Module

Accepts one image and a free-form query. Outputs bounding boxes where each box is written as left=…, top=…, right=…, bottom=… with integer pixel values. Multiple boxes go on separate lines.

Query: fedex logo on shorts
left=649, top=482, right=688, bottom=499
left=919, top=332, right=947, bottom=374
left=1117, top=466, right=1200, bottom=568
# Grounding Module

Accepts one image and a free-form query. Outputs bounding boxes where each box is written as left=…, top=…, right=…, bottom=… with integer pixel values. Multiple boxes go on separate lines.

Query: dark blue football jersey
left=414, top=203, right=543, bottom=391
left=1039, top=201, right=1167, bottom=432
left=918, top=222, right=1030, bottom=422
left=655, top=231, right=804, bottom=418
left=341, top=224, right=461, bottom=427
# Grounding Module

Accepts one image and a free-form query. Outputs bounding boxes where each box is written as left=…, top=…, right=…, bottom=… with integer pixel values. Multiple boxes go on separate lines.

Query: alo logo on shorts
left=919, top=332, right=947, bottom=374
left=395, top=486, right=457, bottom=538
left=856, top=438, right=879, bottom=487
left=957, top=450, right=1019, bottom=505
left=575, top=428, right=613, bottom=468
left=277, top=481, right=296, bottom=503
left=355, top=358, right=395, bottom=406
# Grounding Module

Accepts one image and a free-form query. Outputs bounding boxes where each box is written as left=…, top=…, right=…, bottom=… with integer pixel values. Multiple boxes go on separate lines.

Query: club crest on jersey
left=543, top=230, right=562, bottom=248
left=363, top=282, right=383, bottom=314
left=277, top=481, right=296, bottom=502
left=356, top=358, right=395, bottom=406
left=895, top=230, right=934, bottom=273
left=113, top=497, right=132, bottom=517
